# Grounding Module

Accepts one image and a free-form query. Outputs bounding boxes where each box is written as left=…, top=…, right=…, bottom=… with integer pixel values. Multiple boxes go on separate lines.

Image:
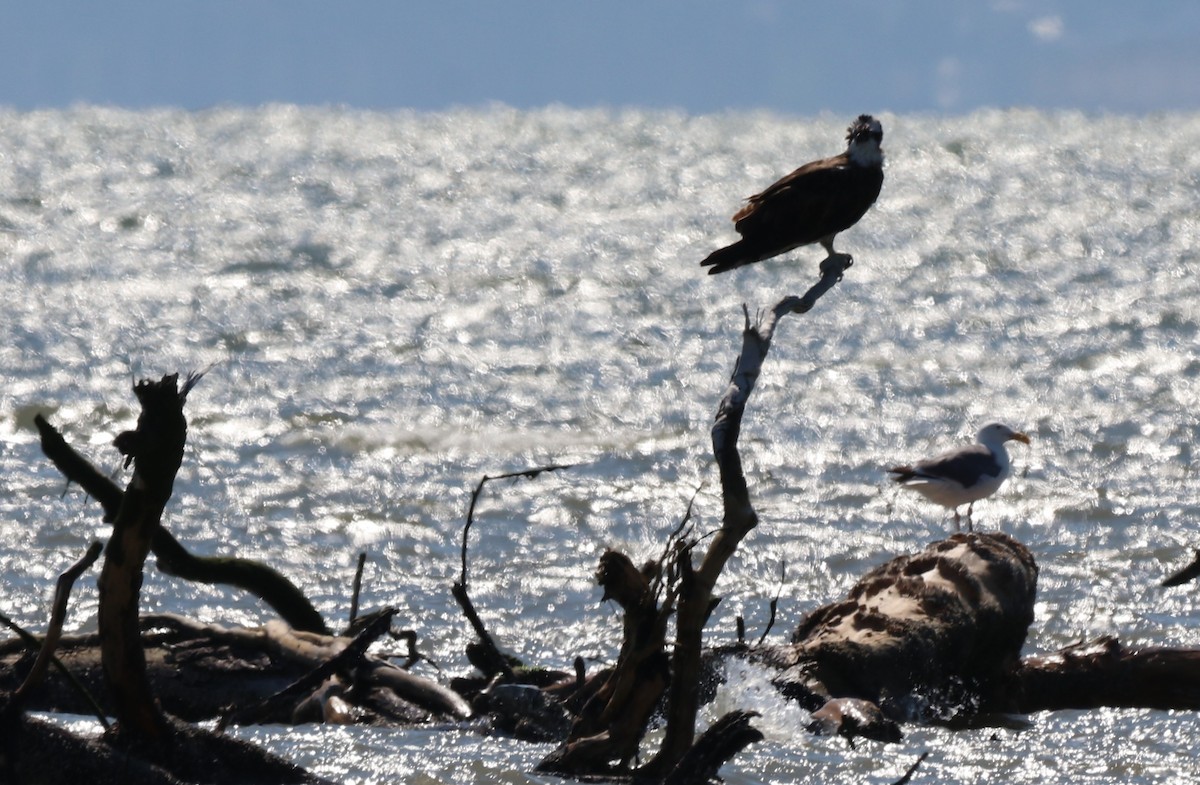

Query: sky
left=2, top=1, right=1200, bottom=115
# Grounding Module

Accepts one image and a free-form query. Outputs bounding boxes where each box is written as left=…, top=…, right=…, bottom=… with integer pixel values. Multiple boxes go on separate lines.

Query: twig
left=458, top=463, right=575, bottom=587
left=0, top=543, right=110, bottom=733
left=646, top=483, right=704, bottom=606
left=391, top=629, right=441, bottom=672
left=891, top=751, right=930, bottom=785
left=349, top=552, right=367, bottom=626
left=756, top=560, right=786, bottom=647
left=453, top=464, right=574, bottom=680
left=178, top=364, right=213, bottom=402
left=1162, top=549, right=1200, bottom=587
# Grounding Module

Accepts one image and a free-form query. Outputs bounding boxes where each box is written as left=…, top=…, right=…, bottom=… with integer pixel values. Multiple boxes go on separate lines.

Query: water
left=3, top=105, right=1200, bottom=783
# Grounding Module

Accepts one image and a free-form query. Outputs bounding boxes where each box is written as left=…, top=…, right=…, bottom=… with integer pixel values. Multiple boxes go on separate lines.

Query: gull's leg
left=966, top=503, right=975, bottom=532
left=953, top=509, right=961, bottom=532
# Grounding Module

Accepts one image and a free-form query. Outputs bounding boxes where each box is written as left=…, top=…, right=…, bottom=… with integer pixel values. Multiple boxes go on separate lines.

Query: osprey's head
left=846, top=114, right=884, bottom=166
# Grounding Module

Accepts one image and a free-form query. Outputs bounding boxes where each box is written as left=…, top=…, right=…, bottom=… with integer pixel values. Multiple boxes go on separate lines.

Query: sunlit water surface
left=4, top=106, right=1200, bottom=783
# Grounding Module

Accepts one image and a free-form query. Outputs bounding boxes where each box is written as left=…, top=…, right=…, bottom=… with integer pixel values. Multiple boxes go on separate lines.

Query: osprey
left=701, top=114, right=884, bottom=275
left=888, top=423, right=1030, bottom=532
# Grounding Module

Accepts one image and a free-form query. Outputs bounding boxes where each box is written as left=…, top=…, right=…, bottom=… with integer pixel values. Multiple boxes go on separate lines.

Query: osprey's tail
left=700, top=239, right=760, bottom=275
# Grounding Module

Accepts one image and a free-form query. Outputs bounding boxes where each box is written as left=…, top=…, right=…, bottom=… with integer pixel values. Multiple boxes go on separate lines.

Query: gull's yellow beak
left=1010, top=431, right=1031, bottom=445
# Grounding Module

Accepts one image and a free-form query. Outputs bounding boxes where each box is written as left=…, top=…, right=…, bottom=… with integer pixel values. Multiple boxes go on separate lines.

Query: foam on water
left=4, top=106, right=1200, bottom=782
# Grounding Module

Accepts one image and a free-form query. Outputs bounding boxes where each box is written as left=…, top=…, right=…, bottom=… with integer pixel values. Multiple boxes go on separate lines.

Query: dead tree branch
left=541, top=259, right=852, bottom=780
left=650, top=256, right=852, bottom=775
left=349, top=552, right=368, bottom=628
left=2, top=543, right=106, bottom=729
left=35, top=412, right=329, bottom=634
left=662, top=710, right=764, bottom=785
left=452, top=464, right=573, bottom=681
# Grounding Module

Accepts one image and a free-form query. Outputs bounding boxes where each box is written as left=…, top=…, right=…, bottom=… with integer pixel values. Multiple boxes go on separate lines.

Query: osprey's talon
left=821, top=253, right=853, bottom=279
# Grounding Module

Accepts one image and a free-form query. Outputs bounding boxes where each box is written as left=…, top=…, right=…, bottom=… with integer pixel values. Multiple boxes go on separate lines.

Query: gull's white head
left=976, top=422, right=1032, bottom=448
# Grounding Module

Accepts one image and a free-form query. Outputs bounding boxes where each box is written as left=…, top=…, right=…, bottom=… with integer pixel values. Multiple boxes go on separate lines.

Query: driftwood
left=1013, top=636, right=1200, bottom=713
left=2, top=374, right=332, bottom=784
left=748, top=531, right=1200, bottom=733
left=755, top=532, right=1036, bottom=732
left=535, top=549, right=674, bottom=774
left=100, top=374, right=193, bottom=749
left=13, top=378, right=468, bottom=735
left=662, top=710, right=763, bottom=785
left=222, top=608, right=471, bottom=726
left=1, top=613, right=469, bottom=725
left=534, top=256, right=855, bottom=780
left=655, top=256, right=856, bottom=772
left=35, top=413, right=329, bottom=635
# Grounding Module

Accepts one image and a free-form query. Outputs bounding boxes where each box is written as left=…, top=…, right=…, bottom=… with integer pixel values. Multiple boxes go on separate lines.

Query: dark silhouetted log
left=5, top=713, right=331, bottom=785
left=1, top=612, right=469, bottom=725
left=1014, top=636, right=1200, bottom=713
left=35, top=412, right=329, bottom=635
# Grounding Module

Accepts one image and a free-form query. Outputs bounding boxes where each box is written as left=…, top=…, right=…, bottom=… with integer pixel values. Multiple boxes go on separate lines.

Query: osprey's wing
left=733, top=153, right=882, bottom=245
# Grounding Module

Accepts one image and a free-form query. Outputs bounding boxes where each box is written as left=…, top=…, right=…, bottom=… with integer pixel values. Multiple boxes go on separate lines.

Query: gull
left=700, top=114, right=884, bottom=275
left=888, top=423, right=1030, bottom=531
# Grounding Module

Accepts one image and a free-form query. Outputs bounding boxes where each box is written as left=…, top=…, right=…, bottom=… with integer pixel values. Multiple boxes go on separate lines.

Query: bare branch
left=891, top=751, right=931, bottom=785
left=2, top=543, right=109, bottom=733
left=349, top=552, right=368, bottom=627
left=1162, top=549, right=1200, bottom=587
left=755, top=560, right=786, bottom=647
left=453, top=463, right=575, bottom=682
left=653, top=259, right=852, bottom=773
